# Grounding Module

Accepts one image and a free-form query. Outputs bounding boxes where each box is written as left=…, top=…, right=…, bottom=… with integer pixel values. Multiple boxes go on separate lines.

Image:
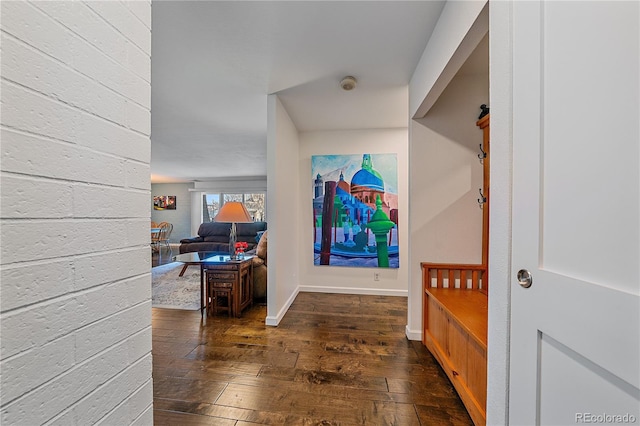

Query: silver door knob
left=517, top=269, right=533, bottom=288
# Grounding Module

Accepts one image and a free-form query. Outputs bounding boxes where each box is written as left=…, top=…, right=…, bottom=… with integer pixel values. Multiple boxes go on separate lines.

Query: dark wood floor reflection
left=152, top=292, right=472, bottom=425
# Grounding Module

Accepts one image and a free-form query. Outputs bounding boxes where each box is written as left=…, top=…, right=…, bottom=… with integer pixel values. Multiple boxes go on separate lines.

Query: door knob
left=517, top=269, right=533, bottom=288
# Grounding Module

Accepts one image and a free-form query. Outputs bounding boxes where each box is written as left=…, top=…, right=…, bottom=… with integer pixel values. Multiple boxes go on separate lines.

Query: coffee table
left=174, top=251, right=223, bottom=277
left=172, top=252, right=254, bottom=317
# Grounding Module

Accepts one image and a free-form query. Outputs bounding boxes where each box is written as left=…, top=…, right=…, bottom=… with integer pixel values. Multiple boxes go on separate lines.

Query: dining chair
left=157, top=222, right=173, bottom=250
left=151, top=222, right=163, bottom=252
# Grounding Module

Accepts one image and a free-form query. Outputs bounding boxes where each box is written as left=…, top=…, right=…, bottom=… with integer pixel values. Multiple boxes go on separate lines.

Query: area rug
left=151, top=262, right=200, bottom=310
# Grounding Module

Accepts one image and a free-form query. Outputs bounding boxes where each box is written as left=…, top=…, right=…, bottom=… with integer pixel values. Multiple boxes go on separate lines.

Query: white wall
left=151, top=182, right=193, bottom=242
left=411, top=70, right=488, bottom=262
left=266, top=95, right=300, bottom=325
left=0, top=2, right=153, bottom=424
left=298, top=129, right=409, bottom=296
left=407, top=0, right=488, bottom=341
left=410, top=0, right=488, bottom=119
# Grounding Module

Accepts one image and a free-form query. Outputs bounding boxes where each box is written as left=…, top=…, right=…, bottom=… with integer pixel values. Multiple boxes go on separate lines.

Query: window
left=203, top=194, right=220, bottom=222
left=202, top=192, right=266, bottom=222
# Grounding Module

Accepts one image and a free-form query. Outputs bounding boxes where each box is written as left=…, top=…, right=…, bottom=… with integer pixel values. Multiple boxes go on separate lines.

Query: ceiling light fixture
left=340, top=76, right=357, bottom=91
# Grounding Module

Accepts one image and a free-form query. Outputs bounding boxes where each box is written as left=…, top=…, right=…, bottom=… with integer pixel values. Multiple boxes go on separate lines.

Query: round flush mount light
left=340, top=76, right=357, bottom=91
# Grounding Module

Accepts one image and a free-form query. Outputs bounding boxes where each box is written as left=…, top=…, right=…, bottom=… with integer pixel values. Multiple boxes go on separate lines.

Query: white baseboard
left=297, top=285, right=408, bottom=297
left=265, top=287, right=300, bottom=326
left=405, top=325, right=422, bottom=341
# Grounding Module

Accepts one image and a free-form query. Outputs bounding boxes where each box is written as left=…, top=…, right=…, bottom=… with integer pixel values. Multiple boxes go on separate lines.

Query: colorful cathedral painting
left=312, top=153, right=399, bottom=268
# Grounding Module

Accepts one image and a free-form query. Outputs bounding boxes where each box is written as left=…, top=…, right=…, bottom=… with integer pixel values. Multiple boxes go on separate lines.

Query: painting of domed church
left=312, top=153, right=399, bottom=268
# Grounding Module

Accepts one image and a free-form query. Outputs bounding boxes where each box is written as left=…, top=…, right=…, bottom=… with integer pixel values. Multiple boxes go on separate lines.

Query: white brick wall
left=1, top=1, right=153, bottom=425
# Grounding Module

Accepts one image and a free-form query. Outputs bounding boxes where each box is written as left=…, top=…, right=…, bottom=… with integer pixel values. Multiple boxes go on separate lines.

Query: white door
left=509, top=1, right=640, bottom=425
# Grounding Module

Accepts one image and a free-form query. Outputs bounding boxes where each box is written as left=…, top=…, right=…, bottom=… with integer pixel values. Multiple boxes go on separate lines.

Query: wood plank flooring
left=152, top=292, right=473, bottom=425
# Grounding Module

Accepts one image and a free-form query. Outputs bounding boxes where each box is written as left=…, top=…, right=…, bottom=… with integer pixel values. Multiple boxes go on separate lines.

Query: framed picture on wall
left=153, top=195, right=176, bottom=210
left=312, top=153, right=399, bottom=268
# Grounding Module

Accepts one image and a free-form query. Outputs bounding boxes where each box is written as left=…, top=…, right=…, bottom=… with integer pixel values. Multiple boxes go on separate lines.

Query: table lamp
left=213, top=202, right=253, bottom=259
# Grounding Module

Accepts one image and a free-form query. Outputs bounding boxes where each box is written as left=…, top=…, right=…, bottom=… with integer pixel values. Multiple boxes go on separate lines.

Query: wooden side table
left=204, top=257, right=253, bottom=317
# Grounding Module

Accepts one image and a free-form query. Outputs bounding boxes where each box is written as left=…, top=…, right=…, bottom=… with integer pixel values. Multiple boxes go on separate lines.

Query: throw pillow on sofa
left=256, top=230, right=267, bottom=265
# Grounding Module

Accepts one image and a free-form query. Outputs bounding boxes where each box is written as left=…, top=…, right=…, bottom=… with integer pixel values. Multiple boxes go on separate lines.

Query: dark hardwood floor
left=151, top=290, right=473, bottom=425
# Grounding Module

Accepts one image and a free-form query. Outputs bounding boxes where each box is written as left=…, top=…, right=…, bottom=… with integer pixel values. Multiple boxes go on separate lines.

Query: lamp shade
left=213, top=202, right=253, bottom=223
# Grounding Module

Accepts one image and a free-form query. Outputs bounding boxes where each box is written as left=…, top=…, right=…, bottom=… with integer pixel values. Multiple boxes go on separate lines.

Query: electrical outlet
left=374, top=272, right=380, bottom=281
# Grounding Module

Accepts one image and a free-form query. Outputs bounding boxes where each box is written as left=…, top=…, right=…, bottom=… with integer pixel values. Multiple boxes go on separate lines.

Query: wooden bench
left=422, top=262, right=487, bottom=426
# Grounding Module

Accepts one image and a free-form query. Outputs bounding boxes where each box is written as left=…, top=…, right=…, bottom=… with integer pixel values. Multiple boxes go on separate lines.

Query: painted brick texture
left=0, top=1, right=153, bottom=425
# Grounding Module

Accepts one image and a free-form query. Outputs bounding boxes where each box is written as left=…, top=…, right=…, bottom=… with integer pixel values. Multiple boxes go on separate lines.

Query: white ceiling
left=150, top=1, right=447, bottom=183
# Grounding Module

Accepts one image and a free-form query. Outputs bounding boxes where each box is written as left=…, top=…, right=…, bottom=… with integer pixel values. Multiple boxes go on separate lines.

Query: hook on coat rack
left=477, top=188, right=487, bottom=208
left=478, top=143, right=487, bottom=163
